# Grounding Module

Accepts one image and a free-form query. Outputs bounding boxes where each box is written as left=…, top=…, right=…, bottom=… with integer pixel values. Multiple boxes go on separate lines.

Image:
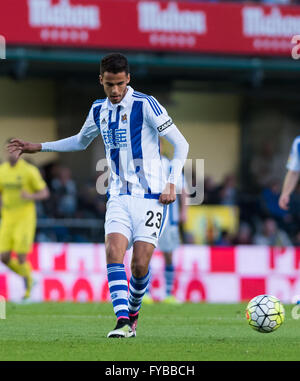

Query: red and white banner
left=0, top=0, right=299, bottom=57
left=0, top=243, right=300, bottom=303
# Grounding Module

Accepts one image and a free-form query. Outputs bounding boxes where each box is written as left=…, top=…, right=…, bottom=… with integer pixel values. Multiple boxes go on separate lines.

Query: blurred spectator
left=289, top=183, right=300, bottom=224
left=218, top=174, right=237, bottom=206
left=260, top=179, right=289, bottom=227
left=253, top=218, right=292, bottom=246
left=250, top=141, right=282, bottom=191
left=77, top=173, right=106, bottom=219
left=42, top=162, right=61, bottom=188
left=51, top=166, right=77, bottom=218
left=292, top=231, right=300, bottom=246
left=203, top=176, right=220, bottom=204
left=214, top=230, right=233, bottom=246
left=232, top=222, right=253, bottom=245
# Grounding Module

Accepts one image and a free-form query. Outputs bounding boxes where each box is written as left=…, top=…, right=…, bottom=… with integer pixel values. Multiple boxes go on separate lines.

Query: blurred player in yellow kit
left=0, top=141, right=49, bottom=300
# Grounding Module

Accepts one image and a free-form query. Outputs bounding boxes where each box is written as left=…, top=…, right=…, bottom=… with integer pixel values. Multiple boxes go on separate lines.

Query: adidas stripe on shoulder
left=132, top=91, right=163, bottom=116
left=93, top=98, right=106, bottom=105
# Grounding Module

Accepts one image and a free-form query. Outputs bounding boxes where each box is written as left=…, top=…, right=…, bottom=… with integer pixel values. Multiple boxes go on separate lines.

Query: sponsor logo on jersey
left=157, top=119, right=173, bottom=133
left=3, top=183, right=22, bottom=190
left=102, top=128, right=127, bottom=149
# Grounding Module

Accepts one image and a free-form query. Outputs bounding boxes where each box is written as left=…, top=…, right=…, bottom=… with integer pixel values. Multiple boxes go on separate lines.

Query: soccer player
left=0, top=142, right=49, bottom=300
left=8, top=53, right=189, bottom=338
left=279, top=136, right=300, bottom=210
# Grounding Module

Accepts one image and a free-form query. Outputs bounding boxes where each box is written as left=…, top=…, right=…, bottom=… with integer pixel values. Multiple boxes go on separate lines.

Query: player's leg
left=106, top=232, right=129, bottom=318
left=0, top=221, right=33, bottom=300
left=142, top=224, right=172, bottom=305
left=142, top=269, right=155, bottom=305
left=0, top=220, right=21, bottom=275
left=1, top=252, right=12, bottom=267
left=1, top=250, right=30, bottom=281
left=127, top=198, right=168, bottom=334
left=159, top=224, right=180, bottom=303
left=163, top=250, right=173, bottom=296
left=13, top=220, right=35, bottom=300
left=163, top=250, right=178, bottom=303
left=128, top=241, right=155, bottom=335
left=105, top=196, right=135, bottom=338
left=16, top=254, right=33, bottom=299
left=105, top=232, right=134, bottom=338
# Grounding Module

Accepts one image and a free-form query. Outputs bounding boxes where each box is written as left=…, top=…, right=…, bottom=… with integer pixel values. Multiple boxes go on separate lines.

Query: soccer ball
left=246, top=294, right=285, bottom=333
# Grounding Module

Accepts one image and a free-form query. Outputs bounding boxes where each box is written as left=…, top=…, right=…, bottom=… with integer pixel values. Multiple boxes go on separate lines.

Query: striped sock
left=165, top=264, right=175, bottom=296
left=128, top=271, right=150, bottom=317
left=107, top=263, right=129, bottom=320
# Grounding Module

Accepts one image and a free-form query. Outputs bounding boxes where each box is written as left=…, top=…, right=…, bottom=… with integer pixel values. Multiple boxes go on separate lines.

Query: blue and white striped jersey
left=82, top=86, right=175, bottom=198
left=287, top=136, right=300, bottom=172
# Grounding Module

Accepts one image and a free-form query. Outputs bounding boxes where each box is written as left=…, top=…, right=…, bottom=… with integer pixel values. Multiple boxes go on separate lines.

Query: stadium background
left=1, top=0, right=300, bottom=304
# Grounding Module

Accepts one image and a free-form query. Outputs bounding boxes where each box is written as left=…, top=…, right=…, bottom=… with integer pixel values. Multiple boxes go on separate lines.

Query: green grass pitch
left=0, top=302, right=299, bottom=361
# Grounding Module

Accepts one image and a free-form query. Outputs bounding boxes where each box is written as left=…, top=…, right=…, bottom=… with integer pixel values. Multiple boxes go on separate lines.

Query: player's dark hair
left=100, top=53, right=129, bottom=76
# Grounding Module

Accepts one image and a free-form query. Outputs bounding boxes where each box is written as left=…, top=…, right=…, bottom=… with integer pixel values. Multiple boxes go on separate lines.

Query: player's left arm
left=21, top=166, right=50, bottom=201
left=161, top=128, right=189, bottom=204
left=21, top=187, right=49, bottom=201
left=144, top=96, right=189, bottom=205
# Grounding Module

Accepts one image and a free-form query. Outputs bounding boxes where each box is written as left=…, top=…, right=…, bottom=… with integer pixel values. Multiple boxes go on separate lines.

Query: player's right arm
left=7, top=105, right=99, bottom=158
left=7, top=140, right=42, bottom=157
left=279, top=136, right=300, bottom=210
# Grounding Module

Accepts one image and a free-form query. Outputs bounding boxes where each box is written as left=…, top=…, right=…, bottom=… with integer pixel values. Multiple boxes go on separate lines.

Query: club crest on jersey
left=121, top=114, right=127, bottom=124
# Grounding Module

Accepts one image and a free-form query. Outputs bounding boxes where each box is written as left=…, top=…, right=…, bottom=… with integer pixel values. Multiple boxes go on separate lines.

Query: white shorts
left=105, top=195, right=168, bottom=249
left=157, top=221, right=180, bottom=253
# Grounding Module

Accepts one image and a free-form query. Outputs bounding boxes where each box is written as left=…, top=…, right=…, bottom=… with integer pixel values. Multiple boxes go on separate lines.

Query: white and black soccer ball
left=246, top=294, right=285, bottom=333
